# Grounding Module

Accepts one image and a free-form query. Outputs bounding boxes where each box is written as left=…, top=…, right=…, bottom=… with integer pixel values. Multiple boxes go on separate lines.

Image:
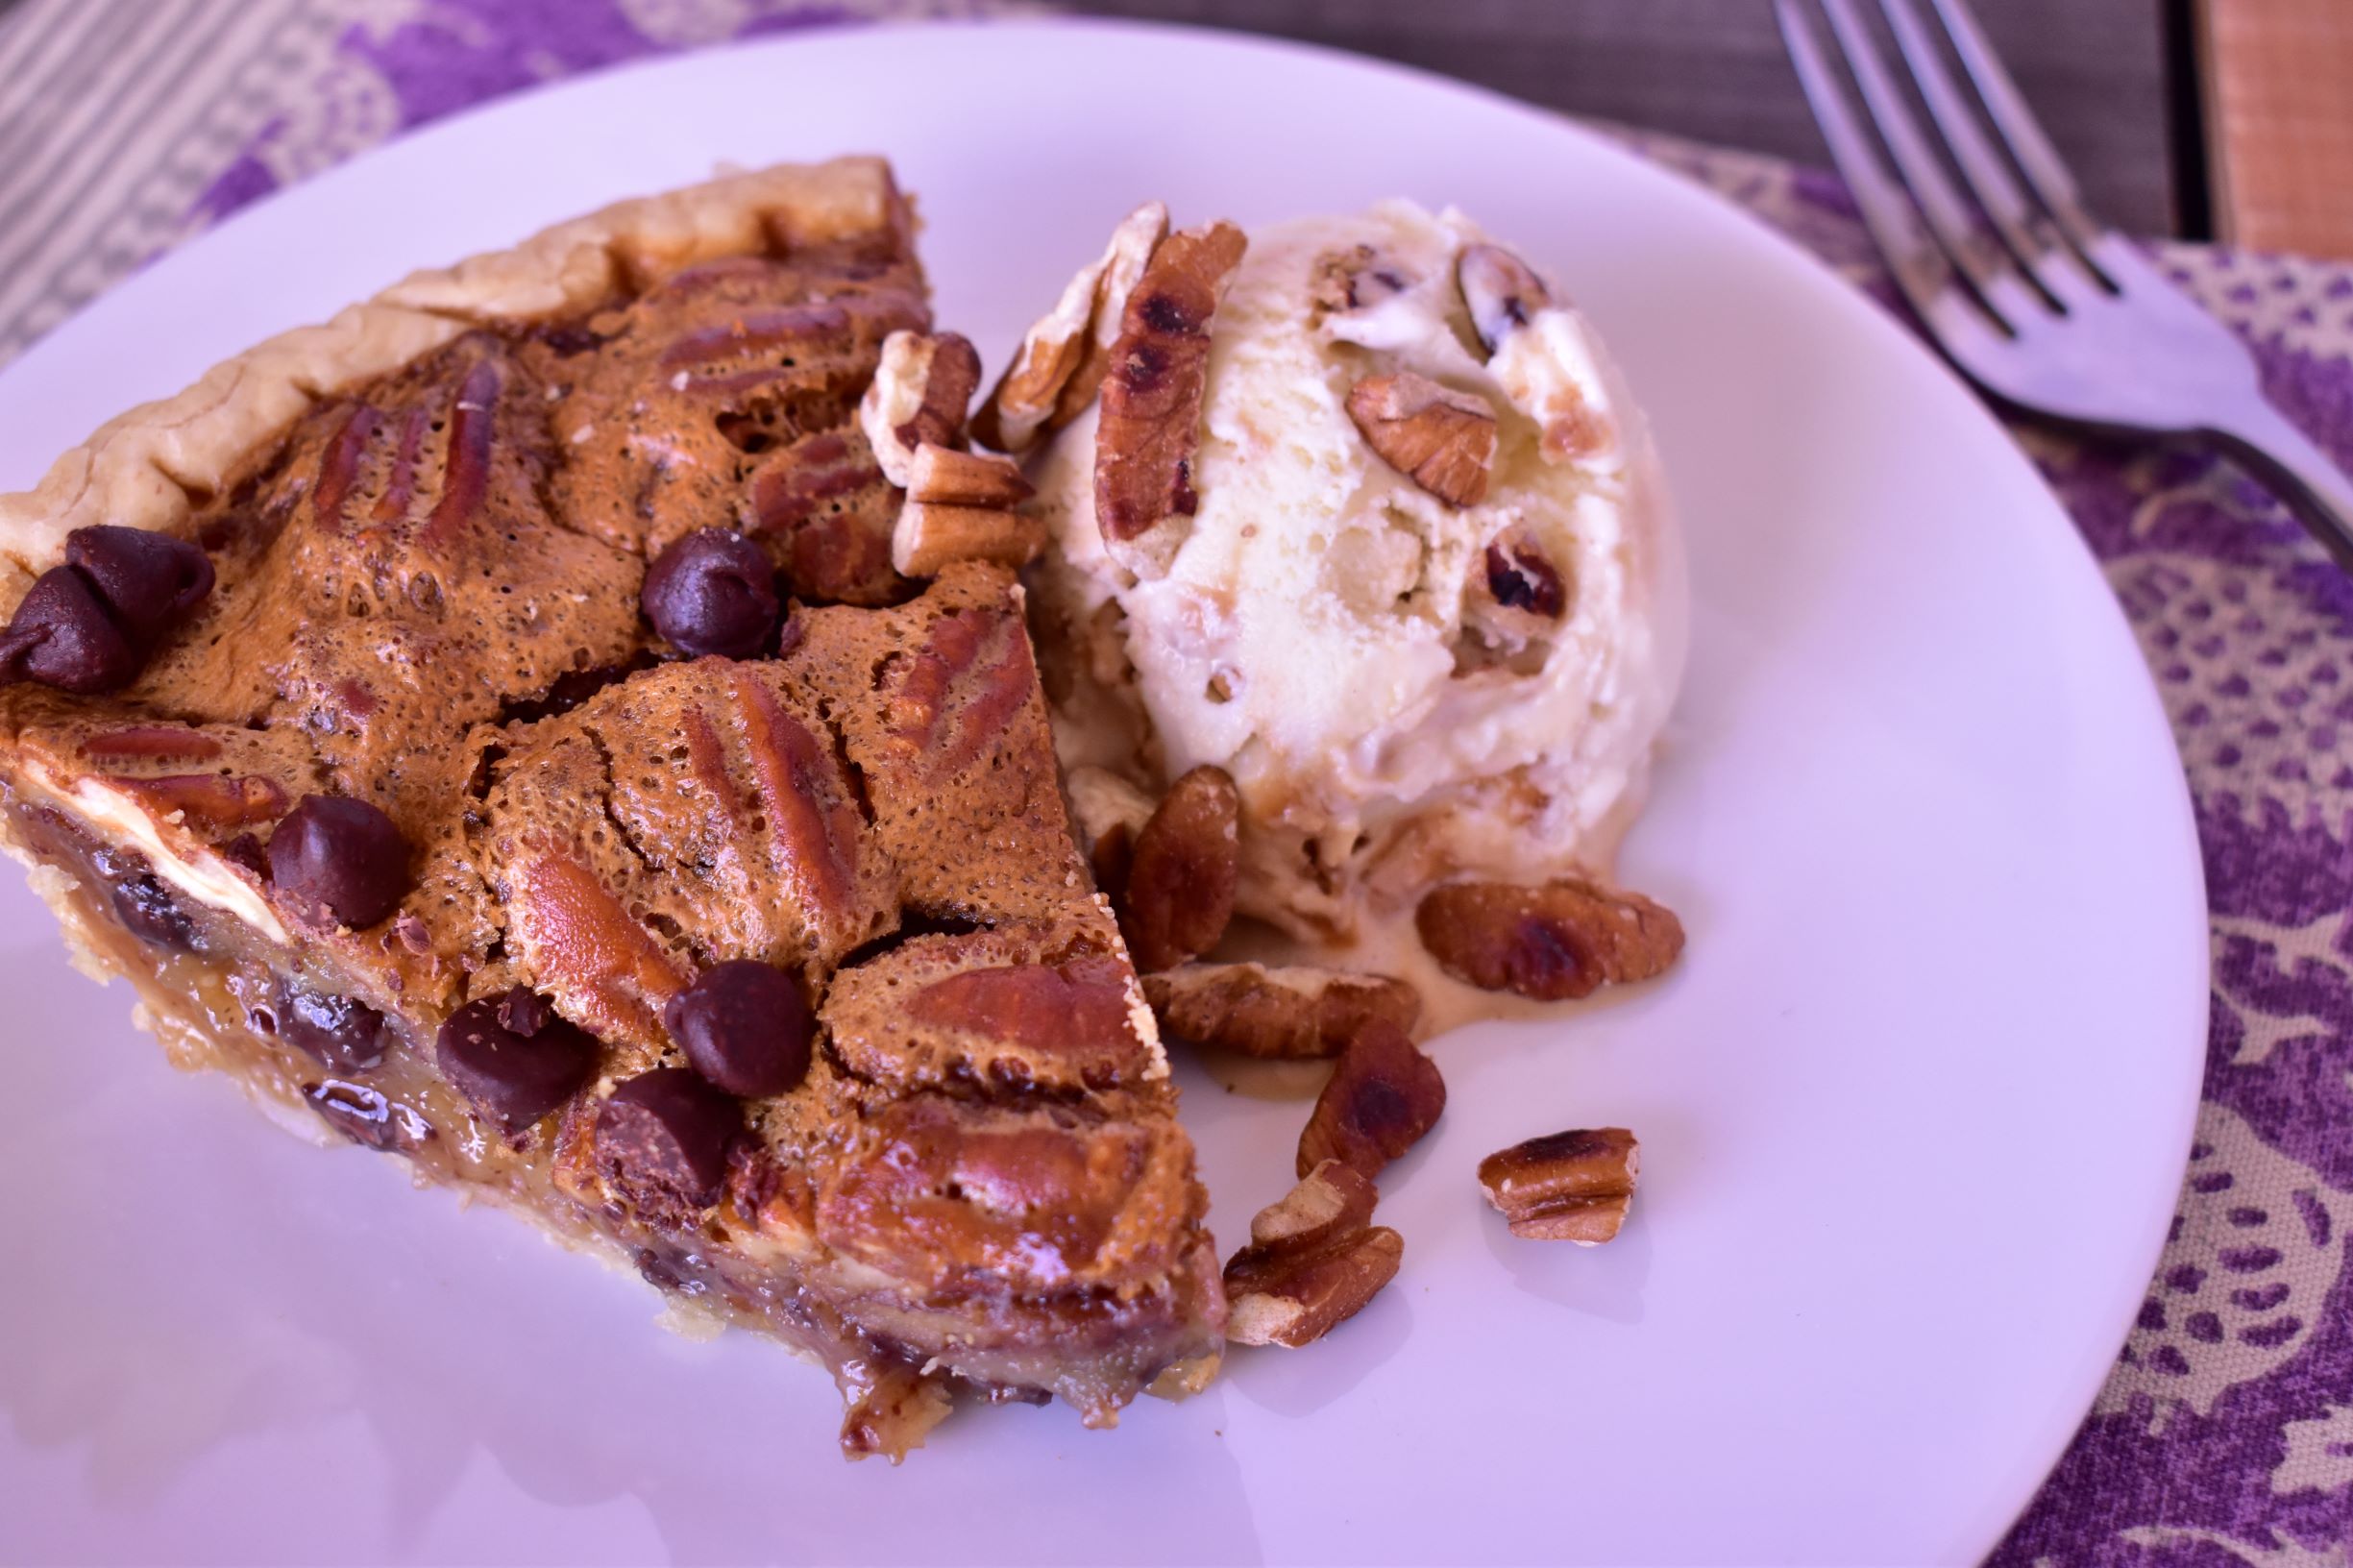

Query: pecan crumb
left=973, top=201, right=1169, bottom=454
left=1345, top=373, right=1497, bottom=509
left=1483, top=531, right=1567, bottom=619
left=858, top=331, right=983, bottom=487
left=1478, top=1127, right=1639, bottom=1244
left=1415, top=876, right=1683, bottom=1001
left=1223, top=1159, right=1403, bottom=1348
left=1116, top=764, right=1239, bottom=972
left=1311, top=243, right=1413, bottom=314
left=1093, top=220, right=1248, bottom=577
left=1297, top=1018, right=1445, bottom=1180
left=1143, top=962, right=1420, bottom=1059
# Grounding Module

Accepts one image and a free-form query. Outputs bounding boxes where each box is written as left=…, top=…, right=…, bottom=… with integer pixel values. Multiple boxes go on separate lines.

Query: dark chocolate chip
left=265, top=795, right=411, bottom=929
left=663, top=960, right=814, bottom=1098
left=305, top=1079, right=432, bottom=1151
left=277, top=977, right=389, bottom=1071
left=65, top=525, right=214, bottom=644
left=435, top=986, right=600, bottom=1133
left=641, top=528, right=779, bottom=658
left=0, top=566, right=141, bottom=693
left=595, top=1067, right=741, bottom=1219
left=106, top=869, right=200, bottom=952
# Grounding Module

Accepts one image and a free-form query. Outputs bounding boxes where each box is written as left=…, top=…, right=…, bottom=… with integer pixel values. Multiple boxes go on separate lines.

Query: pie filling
left=0, top=164, right=1221, bottom=1458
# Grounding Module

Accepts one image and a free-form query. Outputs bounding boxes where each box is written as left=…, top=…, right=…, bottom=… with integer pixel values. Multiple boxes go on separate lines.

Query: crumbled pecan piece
left=892, top=503, right=1047, bottom=577
left=1310, top=243, right=1413, bottom=314
left=838, top=1357, right=956, bottom=1463
left=1297, top=1019, right=1445, bottom=1180
left=1143, top=962, right=1420, bottom=1060
left=1457, top=242, right=1553, bottom=357
left=1065, top=765, right=1154, bottom=902
left=1415, top=876, right=1683, bottom=1002
left=1223, top=1159, right=1403, bottom=1348
left=1116, top=764, right=1238, bottom=972
left=1093, top=220, right=1247, bottom=577
left=904, top=443, right=1035, bottom=509
left=1345, top=373, right=1497, bottom=509
left=1479, top=1127, right=1639, bottom=1244
left=890, top=443, right=1043, bottom=576
left=973, top=201, right=1168, bottom=454
left=1483, top=529, right=1567, bottom=618
left=858, top=331, right=983, bottom=487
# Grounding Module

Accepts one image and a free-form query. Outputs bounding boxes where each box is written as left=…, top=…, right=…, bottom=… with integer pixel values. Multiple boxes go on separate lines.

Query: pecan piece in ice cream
left=1415, top=876, right=1683, bottom=1002
left=1092, top=220, right=1247, bottom=577
left=1478, top=1126, right=1639, bottom=1244
left=1142, top=962, right=1419, bottom=1060
left=974, top=201, right=1169, bottom=454
left=1296, top=1018, right=1445, bottom=1180
left=1223, top=1159, right=1403, bottom=1349
left=1345, top=373, right=1498, bottom=509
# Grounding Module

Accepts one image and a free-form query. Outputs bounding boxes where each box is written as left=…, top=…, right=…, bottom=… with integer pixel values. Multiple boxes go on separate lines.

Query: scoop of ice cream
left=1025, top=200, right=1685, bottom=940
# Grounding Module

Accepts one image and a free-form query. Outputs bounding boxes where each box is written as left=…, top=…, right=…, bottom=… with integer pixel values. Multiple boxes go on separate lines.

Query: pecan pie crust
left=0, top=158, right=1221, bottom=1459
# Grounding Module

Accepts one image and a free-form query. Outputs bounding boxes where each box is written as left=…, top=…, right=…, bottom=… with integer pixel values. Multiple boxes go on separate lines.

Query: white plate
left=0, top=19, right=2205, bottom=1566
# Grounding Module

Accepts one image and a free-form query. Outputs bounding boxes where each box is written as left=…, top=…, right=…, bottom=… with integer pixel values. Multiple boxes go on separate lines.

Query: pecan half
left=1415, top=876, right=1683, bottom=1002
left=1143, top=962, right=1420, bottom=1060
left=1093, top=220, right=1247, bottom=578
left=858, top=331, right=983, bottom=488
left=1479, top=1127, right=1639, bottom=1244
left=1117, top=764, right=1238, bottom=972
left=1458, top=242, right=1553, bottom=357
left=904, top=443, right=1035, bottom=509
left=1223, top=1160, right=1403, bottom=1348
left=1297, top=1019, right=1445, bottom=1180
left=1345, top=373, right=1497, bottom=509
left=973, top=201, right=1168, bottom=454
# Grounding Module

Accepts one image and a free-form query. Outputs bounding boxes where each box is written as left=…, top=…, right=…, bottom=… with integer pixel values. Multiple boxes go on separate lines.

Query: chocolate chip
left=436, top=986, right=601, bottom=1133
left=107, top=870, right=199, bottom=951
left=641, top=528, right=779, bottom=658
left=663, top=960, right=814, bottom=1098
left=265, top=795, right=411, bottom=929
left=65, top=526, right=213, bottom=645
left=277, top=976, right=390, bottom=1071
left=305, top=1079, right=432, bottom=1151
left=0, top=567, right=141, bottom=693
left=595, top=1067, right=741, bottom=1220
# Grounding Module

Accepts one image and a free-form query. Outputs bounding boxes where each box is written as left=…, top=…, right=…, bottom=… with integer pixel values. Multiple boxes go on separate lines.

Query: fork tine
left=1775, top=0, right=1989, bottom=339
left=1925, top=0, right=2110, bottom=265
left=1818, top=0, right=2028, bottom=320
left=1876, top=0, right=2099, bottom=304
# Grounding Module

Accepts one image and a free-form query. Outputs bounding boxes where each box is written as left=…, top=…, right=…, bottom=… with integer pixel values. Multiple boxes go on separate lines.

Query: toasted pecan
left=1297, top=1018, right=1445, bottom=1180
left=1346, top=372, right=1498, bottom=509
left=1092, top=220, right=1247, bottom=577
left=1223, top=1160, right=1403, bottom=1348
left=1415, top=876, right=1683, bottom=1002
left=1117, top=764, right=1239, bottom=972
left=973, top=201, right=1168, bottom=454
left=1142, top=962, right=1420, bottom=1060
left=1479, top=1127, right=1639, bottom=1244
left=1311, top=243, right=1414, bottom=315
left=859, top=331, right=983, bottom=487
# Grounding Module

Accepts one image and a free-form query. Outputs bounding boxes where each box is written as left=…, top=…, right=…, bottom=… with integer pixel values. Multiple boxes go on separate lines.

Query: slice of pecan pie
left=0, top=158, right=1221, bottom=1458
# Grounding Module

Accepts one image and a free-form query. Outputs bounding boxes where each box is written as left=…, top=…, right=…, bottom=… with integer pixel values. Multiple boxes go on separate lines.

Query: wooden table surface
left=1070, top=0, right=2179, bottom=235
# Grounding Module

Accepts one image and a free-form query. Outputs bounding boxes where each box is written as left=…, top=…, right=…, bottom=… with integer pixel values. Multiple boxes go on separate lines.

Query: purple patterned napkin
left=1, top=1, right=2346, bottom=1558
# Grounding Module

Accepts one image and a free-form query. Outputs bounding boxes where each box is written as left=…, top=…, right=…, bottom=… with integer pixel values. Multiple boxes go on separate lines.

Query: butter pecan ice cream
left=1008, top=200, right=1685, bottom=941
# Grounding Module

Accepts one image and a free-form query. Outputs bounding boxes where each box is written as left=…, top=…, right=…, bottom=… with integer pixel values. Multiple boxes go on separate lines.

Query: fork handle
left=2203, top=398, right=2353, bottom=570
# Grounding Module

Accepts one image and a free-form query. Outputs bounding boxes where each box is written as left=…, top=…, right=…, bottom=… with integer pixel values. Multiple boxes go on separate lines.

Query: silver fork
left=1777, top=0, right=2353, bottom=566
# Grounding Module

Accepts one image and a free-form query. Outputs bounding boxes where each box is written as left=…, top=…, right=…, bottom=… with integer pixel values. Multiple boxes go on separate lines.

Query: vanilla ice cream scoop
left=1013, top=200, right=1685, bottom=941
